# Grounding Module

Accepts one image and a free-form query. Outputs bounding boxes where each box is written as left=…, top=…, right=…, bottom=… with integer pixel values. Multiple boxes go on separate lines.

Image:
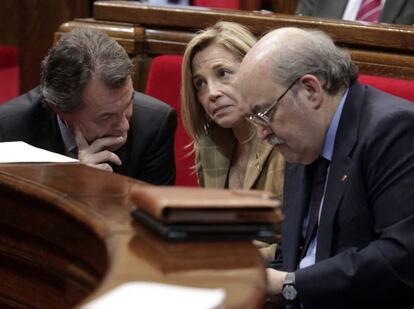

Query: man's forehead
left=237, top=63, right=271, bottom=96
left=234, top=61, right=258, bottom=92
left=81, top=77, right=133, bottom=111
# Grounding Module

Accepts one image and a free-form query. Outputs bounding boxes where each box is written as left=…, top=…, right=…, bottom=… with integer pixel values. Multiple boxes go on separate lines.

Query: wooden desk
left=0, top=164, right=266, bottom=308
left=55, top=1, right=414, bottom=92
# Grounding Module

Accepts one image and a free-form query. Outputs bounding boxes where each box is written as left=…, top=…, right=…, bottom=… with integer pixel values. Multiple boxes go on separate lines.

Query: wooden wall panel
left=0, top=0, right=91, bottom=95
left=0, top=0, right=19, bottom=46
left=272, top=0, right=299, bottom=14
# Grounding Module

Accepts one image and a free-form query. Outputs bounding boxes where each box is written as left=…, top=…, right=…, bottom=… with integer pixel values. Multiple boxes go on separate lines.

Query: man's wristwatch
left=282, top=272, right=298, bottom=301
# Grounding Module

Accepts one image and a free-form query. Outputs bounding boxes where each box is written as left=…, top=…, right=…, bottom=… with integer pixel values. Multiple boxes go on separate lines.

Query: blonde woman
left=181, top=22, right=285, bottom=261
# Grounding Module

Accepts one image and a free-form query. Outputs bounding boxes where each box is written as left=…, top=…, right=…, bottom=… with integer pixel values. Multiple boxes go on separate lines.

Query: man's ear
left=299, top=74, right=324, bottom=109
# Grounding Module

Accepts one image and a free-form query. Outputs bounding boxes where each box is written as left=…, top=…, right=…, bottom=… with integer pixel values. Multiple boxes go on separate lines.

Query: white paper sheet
left=0, top=141, right=78, bottom=163
left=82, top=282, right=225, bottom=309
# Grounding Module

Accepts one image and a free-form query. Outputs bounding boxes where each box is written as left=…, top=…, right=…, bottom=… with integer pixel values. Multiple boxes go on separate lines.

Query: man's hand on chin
left=75, top=126, right=123, bottom=172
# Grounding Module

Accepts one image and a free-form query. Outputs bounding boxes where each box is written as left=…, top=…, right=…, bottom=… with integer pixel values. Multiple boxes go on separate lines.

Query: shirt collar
left=321, top=89, right=349, bottom=161
left=56, top=115, right=77, bottom=158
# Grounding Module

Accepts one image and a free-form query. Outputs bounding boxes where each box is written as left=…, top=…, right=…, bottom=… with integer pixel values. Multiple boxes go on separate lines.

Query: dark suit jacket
left=296, top=0, right=414, bottom=25
left=0, top=87, right=177, bottom=185
left=273, top=82, right=414, bottom=308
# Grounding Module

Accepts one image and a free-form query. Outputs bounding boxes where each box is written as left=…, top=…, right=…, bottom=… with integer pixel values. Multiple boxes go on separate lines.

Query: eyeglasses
left=245, top=77, right=301, bottom=126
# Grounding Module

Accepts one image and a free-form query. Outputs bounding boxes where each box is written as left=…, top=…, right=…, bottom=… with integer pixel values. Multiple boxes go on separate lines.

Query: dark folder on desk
left=130, top=186, right=282, bottom=241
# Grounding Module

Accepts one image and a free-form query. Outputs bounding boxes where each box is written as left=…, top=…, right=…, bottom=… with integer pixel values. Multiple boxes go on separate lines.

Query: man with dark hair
left=234, top=27, right=414, bottom=308
left=0, top=28, right=176, bottom=185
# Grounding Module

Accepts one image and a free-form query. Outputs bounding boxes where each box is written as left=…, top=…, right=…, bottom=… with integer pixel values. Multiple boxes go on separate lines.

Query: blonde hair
left=181, top=21, right=257, bottom=142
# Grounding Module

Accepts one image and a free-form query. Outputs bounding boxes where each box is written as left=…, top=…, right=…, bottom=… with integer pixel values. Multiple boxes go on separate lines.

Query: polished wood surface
left=271, top=0, right=299, bottom=14
left=55, top=1, right=414, bottom=92
left=92, top=1, right=414, bottom=50
left=0, top=164, right=266, bottom=308
left=235, top=0, right=299, bottom=12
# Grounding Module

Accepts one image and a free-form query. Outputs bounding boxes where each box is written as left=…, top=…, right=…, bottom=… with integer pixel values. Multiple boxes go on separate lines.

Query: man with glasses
left=235, top=27, right=414, bottom=308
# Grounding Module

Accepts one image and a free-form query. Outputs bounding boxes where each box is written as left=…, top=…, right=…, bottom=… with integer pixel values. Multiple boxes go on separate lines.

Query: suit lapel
left=316, top=83, right=365, bottom=261
left=244, top=139, right=273, bottom=189
left=317, top=0, right=348, bottom=18
left=37, top=101, right=65, bottom=154
left=381, top=0, right=406, bottom=23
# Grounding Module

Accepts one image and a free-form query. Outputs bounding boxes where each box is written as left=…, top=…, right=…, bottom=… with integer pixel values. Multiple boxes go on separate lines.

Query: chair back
left=358, top=74, right=414, bottom=103
left=0, top=46, right=19, bottom=104
left=145, top=55, right=198, bottom=186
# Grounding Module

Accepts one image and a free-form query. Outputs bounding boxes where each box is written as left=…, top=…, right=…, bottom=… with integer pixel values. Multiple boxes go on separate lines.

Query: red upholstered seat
left=193, top=0, right=240, bottom=9
left=358, top=74, right=414, bottom=103
left=145, top=55, right=198, bottom=186
left=0, top=46, right=19, bottom=104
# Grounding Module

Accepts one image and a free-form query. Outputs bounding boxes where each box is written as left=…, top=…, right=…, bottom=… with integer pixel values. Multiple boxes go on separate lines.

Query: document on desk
left=82, top=282, right=225, bottom=309
left=0, top=141, right=78, bottom=163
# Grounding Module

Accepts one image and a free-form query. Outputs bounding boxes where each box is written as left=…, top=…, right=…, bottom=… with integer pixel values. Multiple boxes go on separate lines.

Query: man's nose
left=116, top=113, right=130, bottom=132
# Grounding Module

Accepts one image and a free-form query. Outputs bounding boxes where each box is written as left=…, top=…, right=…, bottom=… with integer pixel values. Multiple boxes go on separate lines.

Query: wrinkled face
left=192, top=44, right=244, bottom=128
left=62, top=76, right=134, bottom=152
left=236, top=65, right=326, bottom=164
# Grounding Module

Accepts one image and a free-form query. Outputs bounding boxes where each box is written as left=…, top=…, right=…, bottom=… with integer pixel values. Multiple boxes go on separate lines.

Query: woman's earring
left=203, top=117, right=212, bottom=135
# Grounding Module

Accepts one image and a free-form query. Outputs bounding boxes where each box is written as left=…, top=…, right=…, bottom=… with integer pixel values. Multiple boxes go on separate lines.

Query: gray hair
left=270, top=28, right=358, bottom=95
left=41, top=28, right=133, bottom=112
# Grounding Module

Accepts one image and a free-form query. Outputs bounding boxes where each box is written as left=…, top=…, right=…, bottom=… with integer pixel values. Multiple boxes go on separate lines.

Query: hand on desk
left=75, top=126, right=123, bottom=172
left=264, top=268, right=288, bottom=308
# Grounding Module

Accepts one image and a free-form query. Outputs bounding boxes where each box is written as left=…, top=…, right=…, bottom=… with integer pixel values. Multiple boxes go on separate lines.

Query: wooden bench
left=56, top=1, right=414, bottom=92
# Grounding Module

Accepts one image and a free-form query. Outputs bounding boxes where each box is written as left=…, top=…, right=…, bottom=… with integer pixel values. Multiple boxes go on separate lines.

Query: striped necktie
left=356, top=0, right=382, bottom=23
